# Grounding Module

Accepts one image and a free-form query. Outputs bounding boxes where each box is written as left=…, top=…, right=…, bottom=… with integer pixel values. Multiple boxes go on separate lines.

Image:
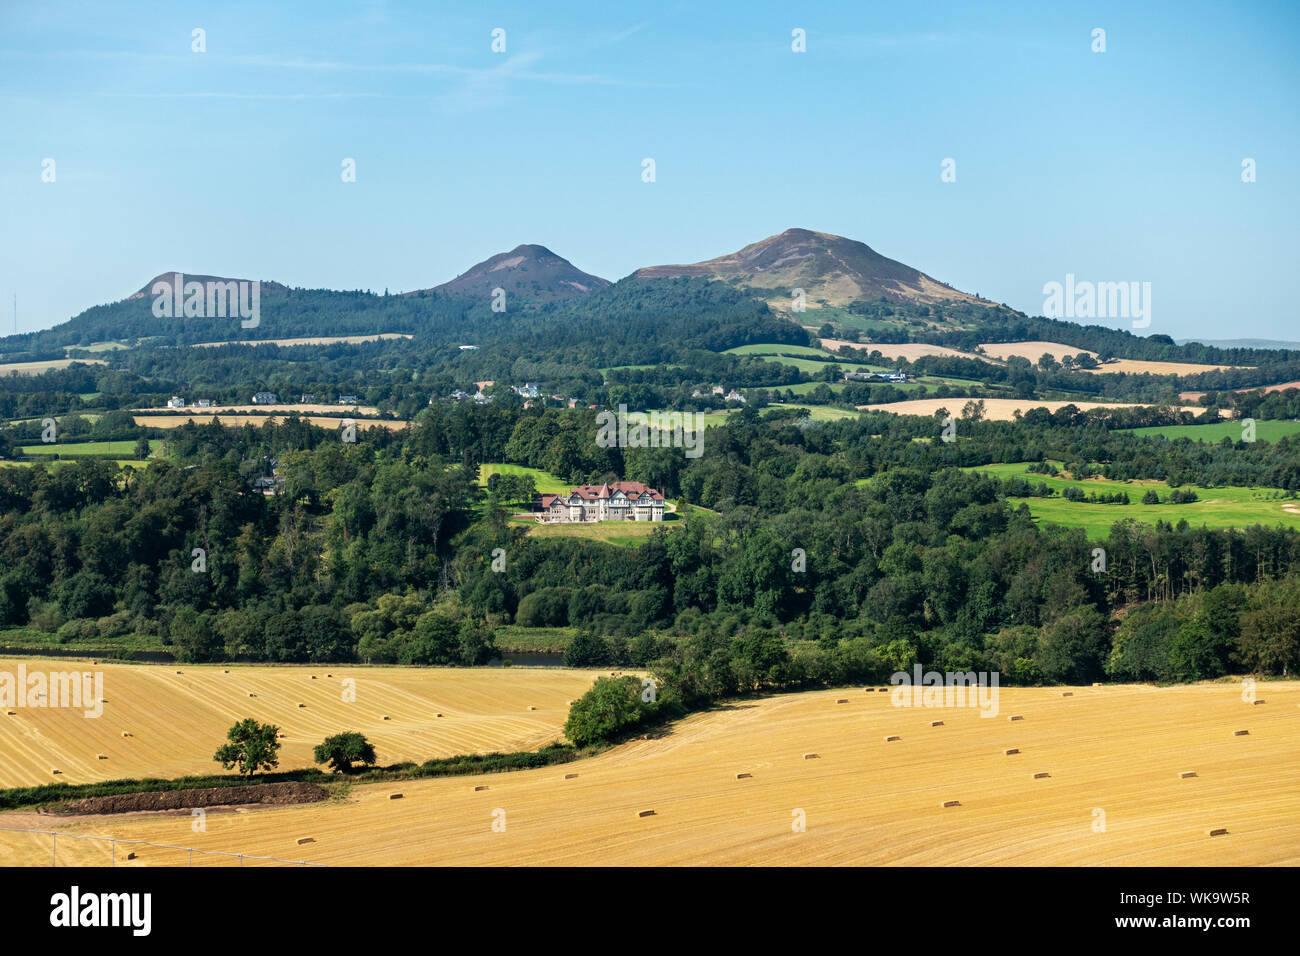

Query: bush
left=563, top=630, right=616, bottom=667
left=55, top=618, right=99, bottom=644
left=563, top=676, right=654, bottom=747
left=516, top=587, right=571, bottom=627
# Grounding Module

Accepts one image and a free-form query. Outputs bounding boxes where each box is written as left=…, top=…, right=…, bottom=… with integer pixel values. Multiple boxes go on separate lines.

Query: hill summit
left=633, top=228, right=983, bottom=307
left=421, top=244, right=611, bottom=302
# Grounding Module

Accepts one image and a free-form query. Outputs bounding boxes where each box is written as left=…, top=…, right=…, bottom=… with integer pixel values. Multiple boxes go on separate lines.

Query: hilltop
left=633, top=228, right=986, bottom=308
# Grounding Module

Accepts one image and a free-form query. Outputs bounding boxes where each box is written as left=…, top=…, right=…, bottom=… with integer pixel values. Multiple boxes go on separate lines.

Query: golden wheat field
left=856, top=398, right=1224, bottom=421
left=10, top=681, right=1298, bottom=867
left=190, top=334, right=412, bottom=348
left=133, top=403, right=381, bottom=416
left=132, top=414, right=409, bottom=431
left=978, top=342, right=1248, bottom=376
left=817, top=339, right=987, bottom=362
left=0, top=359, right=107, bottom=376
left=0, top=659, right=602, bottom=789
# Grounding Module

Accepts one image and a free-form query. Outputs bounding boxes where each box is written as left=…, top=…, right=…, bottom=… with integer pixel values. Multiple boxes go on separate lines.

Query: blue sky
left=2, top=0, right=1297, bottom=341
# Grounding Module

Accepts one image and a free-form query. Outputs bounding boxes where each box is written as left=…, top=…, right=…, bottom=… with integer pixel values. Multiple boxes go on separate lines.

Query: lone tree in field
left=564, top=676, right=653, bottom=748
left=213, top=718, right=281, bottom=779
left=313, top=732, right=378, bottom=774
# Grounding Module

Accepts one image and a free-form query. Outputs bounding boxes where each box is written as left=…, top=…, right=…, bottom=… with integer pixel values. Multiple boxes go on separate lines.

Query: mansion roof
left=538, top=480, right=665, bottom=508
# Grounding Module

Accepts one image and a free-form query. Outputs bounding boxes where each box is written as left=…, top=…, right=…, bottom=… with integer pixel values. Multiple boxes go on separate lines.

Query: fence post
left=111, top=838, right=116, bottom=867
left=51, top=833, right=56, bottom=867
left=188, top=848, right=192, bottom=867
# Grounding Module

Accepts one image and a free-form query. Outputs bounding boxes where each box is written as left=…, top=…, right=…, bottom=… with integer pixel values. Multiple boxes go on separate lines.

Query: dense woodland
left=3, top=279, right=1300, bottom=699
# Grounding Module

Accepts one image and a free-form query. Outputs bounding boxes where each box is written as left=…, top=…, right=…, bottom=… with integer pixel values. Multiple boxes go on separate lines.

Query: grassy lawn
left=524, top=517, right=676, bottom=546
left=780, top=380, right=849, bottom=395
left=643, top=409, right=732, bottom=429
left=967, top=462, right=1300, bottom=538
left=743, top=354, right=890, bottom=375
left=21, top=439, right=160, bottom=457
left=768, top=403, right=861, bottom=421
left=1121, top=420, right=1300, bottom=443
left=477, top=463, right=570, bottom=495
left=1, top=458, right=148, bottom=470
left=602, top=363, right=684, bottom=374
left=725, top=344, right=833, bottom=357
left=917, top=375, right=1008, bottom=390
left=0, top=626, right=165, bottom=654
left=64, top=341, right=132, bottom=352
left=491, top=626, right=576, bottom=654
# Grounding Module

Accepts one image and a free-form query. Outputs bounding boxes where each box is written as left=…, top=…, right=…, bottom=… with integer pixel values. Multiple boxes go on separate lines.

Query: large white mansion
left=536, top=481, right=666, bottom=522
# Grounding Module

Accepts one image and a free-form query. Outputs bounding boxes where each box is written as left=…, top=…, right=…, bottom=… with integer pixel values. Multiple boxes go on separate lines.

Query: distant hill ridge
left=412, top=244, right=611, bottom=302
left=0, top=230, right=1009, bottom=352
left=633, top=228, right=985, bottom=307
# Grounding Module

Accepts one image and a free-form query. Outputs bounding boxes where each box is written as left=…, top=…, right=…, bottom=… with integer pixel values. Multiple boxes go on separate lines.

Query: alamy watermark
left=1, top=663, right=104, bottom=718
left=1042, top=274, right=1151, bottom=329
left=151, top=272, right=260, bottom=328
left=596, top=404, right=704, bottom=458
left=889, top=665, right=1000, bottom=718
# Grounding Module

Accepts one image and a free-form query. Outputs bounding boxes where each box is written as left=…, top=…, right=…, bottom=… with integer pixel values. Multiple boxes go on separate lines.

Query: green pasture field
left=966, top=461, right=1300, bottom=538
left=21, top=439, right=160, bottom=457
left=477, top=463, right=570, bottom=495
left=1122, top=420, right=1300, bottom=443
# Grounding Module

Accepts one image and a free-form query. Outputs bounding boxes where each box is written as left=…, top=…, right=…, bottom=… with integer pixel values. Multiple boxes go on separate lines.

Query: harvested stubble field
left=132, top=414, right=408, bottom=431
left=190, top=334, right=413, bottom=348
left=0, top=659, right=602, bottom=789
left=20, top=682, right=1299, bottom=866
left=0, top=359, right=107, bottom=376
left=134, top=403, right=381, bottom=416
left=978, top=342, right=1248, bottom=376
left=818, top=339, right=986, bottom=362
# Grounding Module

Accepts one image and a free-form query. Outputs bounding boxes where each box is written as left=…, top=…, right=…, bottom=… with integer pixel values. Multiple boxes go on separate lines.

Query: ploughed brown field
left=8, top=681, right=1297, bottom=866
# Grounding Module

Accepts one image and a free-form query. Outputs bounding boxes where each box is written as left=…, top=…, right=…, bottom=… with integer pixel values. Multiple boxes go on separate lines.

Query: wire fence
left=0, top=825, right=327, bottom=867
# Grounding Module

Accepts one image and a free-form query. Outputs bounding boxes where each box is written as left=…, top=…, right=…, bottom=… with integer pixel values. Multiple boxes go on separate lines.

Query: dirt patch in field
left=51, top=782, right=327, bottom=816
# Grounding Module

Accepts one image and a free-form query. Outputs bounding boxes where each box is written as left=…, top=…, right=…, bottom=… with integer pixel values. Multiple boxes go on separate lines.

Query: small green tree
left=313, top=732, right=378, bottom=774
left=213, top=718, right=281, bottom=779
left=564, top=676, right=651, bottom=748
